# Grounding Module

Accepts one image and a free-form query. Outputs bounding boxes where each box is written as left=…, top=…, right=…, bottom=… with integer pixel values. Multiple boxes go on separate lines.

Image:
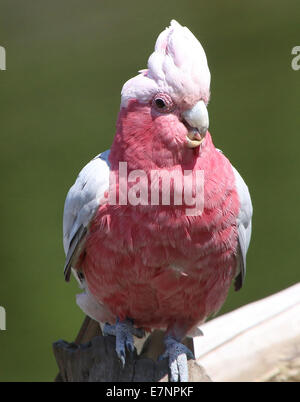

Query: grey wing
left=231, top=165, right=253, bottom=291
left=63, top=150, right=110, bottom=281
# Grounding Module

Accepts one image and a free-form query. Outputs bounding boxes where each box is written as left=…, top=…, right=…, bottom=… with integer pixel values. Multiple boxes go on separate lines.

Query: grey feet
left=159, top=335, right=194, bottom=382
left=103, top=318, right=145, bottom=367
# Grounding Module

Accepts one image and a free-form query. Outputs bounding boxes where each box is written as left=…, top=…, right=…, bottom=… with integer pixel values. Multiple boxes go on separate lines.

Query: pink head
left=110, top=20, right=211, bottom=170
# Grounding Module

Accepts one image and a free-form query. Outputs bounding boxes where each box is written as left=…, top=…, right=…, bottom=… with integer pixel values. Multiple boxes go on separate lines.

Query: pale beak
left=182, top=100, right=209, bottom=148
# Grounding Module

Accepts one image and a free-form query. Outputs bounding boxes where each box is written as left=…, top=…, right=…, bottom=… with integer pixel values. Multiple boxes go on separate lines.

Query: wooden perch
left=53, top=283, right=300, bottom=382
left=53, top=320, right=211, bottom=382
left=195, top=282, right=300, bottom=381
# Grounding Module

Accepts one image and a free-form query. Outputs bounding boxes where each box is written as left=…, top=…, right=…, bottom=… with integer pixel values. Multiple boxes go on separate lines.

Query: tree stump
left=53, top=316, right=212, bottom=382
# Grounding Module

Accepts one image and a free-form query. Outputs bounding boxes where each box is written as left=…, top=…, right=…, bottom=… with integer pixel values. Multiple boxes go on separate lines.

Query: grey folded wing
left=232, top=165, right=253, bottom=291
left=63, top=150, right=110, bottom=281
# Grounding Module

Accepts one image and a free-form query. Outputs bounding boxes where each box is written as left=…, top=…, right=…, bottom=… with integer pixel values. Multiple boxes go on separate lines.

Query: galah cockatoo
left=63, top=20, right=252, bottom=382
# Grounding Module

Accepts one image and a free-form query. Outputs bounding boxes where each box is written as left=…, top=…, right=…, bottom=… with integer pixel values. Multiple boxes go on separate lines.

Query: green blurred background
left=0, top=0, right=299, bottom=381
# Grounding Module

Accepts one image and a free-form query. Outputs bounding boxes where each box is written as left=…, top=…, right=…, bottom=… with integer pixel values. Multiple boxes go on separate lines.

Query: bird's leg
left=103, top=317, right=144, bottom=367
left=159, top=335, right=194, bottom=382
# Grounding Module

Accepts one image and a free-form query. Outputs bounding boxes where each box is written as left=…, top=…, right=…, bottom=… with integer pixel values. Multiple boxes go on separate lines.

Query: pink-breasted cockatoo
left=63, top=20, right=252, bottom=382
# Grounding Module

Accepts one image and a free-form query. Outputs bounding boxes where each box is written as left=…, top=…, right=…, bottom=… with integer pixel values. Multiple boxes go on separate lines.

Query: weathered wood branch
left=53, top=323, right=211, bottom=382
left=195, top=283, right=300, bottom=381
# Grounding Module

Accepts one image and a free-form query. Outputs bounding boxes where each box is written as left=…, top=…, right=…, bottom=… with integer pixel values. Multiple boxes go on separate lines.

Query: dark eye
left=152, top=93, right=174, bottom=113
left=155, top=98, right=166, bottom=109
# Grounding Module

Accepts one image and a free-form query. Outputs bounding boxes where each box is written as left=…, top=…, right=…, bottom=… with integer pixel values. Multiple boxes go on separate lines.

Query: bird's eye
left=155, top=98, right=166, bottom=109
left=152, top=93, right=174, bottom=113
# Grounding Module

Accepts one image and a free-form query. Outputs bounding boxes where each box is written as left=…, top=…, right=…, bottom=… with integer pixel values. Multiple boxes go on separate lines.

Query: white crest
left=121, top=20, right=211, bottom=108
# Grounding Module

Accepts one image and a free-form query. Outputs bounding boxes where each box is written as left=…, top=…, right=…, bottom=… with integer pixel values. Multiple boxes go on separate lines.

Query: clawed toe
left=103, top=318, right=143, bottom=367
left=159, top=335, right=194, bottom=382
